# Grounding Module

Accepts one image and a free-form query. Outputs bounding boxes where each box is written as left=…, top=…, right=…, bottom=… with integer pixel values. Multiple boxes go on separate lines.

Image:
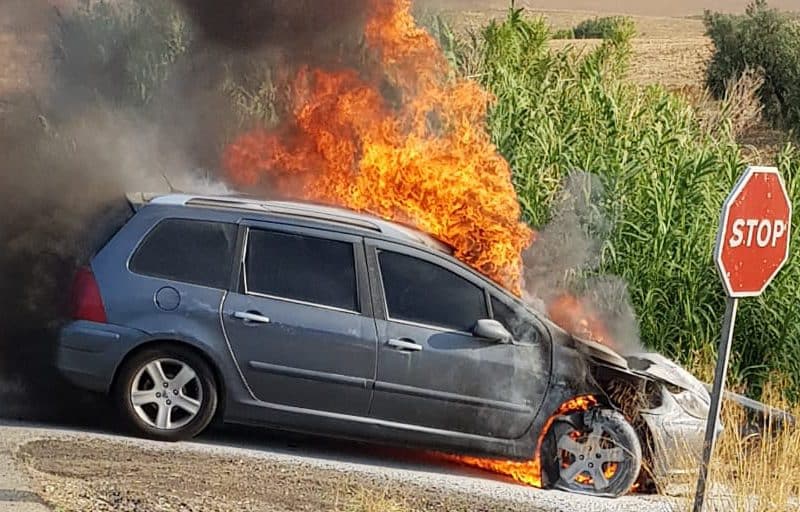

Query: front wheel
left=543, top=408, right=642, bottom=497
left=114, top=346, right=218, bottom=442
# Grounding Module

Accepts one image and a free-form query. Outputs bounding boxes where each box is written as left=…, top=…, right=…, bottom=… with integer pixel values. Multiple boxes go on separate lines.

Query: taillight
left=70, top=266, right=108, bottom=323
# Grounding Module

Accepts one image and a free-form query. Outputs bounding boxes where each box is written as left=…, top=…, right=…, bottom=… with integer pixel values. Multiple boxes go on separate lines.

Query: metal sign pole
left=692, top=296, right=739, bottom=512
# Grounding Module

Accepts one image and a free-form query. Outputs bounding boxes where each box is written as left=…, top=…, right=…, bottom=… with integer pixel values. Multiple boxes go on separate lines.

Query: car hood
left=572, top=336, right=709, bottom=399
left=626, top=352, right=710, bottom=399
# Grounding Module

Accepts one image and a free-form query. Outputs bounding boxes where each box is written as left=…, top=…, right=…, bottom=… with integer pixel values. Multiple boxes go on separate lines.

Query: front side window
left=130, top=218, right=237, bottom=289
left=491, top=295, right=539, bottom=343
left=245, top=229, right=358, bottom=312
left=378, top=250, right=487, bottom=332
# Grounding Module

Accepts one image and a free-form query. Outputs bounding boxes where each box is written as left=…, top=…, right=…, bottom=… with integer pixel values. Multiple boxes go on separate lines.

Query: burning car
left=57, top=193, right=718, bottom=498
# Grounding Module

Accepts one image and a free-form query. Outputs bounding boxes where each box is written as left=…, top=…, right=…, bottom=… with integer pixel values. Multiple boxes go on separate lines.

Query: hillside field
left=5, top=1, right=799, bottom=97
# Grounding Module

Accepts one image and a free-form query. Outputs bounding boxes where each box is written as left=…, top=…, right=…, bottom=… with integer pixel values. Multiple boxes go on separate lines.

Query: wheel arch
left=543, top=407, right=643, bottom=496
left=111, top=338, right=228, bottom=421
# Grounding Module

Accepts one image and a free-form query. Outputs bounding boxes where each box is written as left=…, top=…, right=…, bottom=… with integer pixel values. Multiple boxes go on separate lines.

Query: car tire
left=543, top=408, right=642, bottom=497
left=114, top=345, right=218, bottom=442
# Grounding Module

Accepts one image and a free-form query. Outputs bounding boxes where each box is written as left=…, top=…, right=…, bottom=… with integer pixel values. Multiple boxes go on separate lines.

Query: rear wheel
left=543, top=408, right=642, bottom=497
left=114, top=346, right=218, bottom=442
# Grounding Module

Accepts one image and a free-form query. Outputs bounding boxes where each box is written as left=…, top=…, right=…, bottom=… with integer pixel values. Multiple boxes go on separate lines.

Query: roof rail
left=135, top=194, right=452, bottom=251
left=185, top=197, right=266, bottom=211
left=263, top=204, right=382, bottom=232
left=184, top=196, right=383, bottom=232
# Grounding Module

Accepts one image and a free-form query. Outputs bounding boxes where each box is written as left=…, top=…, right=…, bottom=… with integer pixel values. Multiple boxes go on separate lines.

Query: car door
left=365, top=240, right=549, bottom=440
left=221, top=221, right=378, bottom=417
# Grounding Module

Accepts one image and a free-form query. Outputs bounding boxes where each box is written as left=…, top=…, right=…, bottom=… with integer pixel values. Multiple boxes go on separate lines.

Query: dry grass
left=691, top=67, right=765, bottom=139
left=420, top=3, right=789, bottom=156
left=682, top=66, right=789, bottom=164
left=666, top=363, right=800, bottom=510
left=419, top=0, right=800, bottom=18
left=427, top=6, right=715, bottom=91
left=702, top=403, right=799, bottom=511
left=439, top=8, right=707, bottom=38
left=547, top=37, right=713, bottom=90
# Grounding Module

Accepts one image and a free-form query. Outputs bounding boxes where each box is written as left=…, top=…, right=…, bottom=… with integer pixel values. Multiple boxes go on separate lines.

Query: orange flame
left=223, top=0, right=533, bottom=294
left=444, top=395, right=597, bottom=488
left=547, top=294, right=613, bottom=346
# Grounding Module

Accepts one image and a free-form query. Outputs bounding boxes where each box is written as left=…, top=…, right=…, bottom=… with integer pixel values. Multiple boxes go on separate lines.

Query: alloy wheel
left=129, top=358, right=204, bottom=430
left=556, top=424, right=627, bottom=491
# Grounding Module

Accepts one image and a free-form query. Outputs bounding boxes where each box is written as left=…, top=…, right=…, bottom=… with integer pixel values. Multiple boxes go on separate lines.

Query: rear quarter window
left=130, top=218, right=237, bottom=289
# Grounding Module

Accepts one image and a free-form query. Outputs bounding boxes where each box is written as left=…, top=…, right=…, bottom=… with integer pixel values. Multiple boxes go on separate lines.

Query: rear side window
left=378, top=251, right=487, bottom=332
left=130, top=219, right=237, bottom=289
left=245, top=229, right=359, bottom=312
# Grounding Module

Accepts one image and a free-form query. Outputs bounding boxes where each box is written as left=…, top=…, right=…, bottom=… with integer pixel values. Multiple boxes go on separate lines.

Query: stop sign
left=715, top=166, right=793, bottom=297
left=697, top=166, right=793, bottom=512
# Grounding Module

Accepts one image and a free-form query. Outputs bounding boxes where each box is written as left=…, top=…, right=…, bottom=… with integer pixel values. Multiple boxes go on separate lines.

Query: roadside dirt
left=17, top=439, right=549, bottom=512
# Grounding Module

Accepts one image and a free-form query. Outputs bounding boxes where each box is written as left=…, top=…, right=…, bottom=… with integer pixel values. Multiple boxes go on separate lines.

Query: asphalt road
left=0, top=417, right=682, bottom=512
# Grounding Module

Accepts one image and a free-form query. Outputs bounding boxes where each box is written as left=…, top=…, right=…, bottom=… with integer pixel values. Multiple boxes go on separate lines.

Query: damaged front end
left=574, top=338, right=718, bottom=488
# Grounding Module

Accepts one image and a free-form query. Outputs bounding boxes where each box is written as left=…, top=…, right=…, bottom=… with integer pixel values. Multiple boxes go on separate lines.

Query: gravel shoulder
left=18, top=438, right=545, bottom=512
left=1, top=422, right=680, bottom=512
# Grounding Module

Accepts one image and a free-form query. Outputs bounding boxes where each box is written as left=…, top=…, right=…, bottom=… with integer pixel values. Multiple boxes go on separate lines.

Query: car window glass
left=491, top=295, right=539, bottom=343
left=246, top=229, right=358, bottom=312
left=130, top=219, right=237, bottom=289
left=378, top=250, right=486, bottom=332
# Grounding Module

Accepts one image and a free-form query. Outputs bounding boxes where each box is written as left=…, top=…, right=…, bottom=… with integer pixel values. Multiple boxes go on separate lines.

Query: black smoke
left=175, top=0, right=368, bottom=52
left=0, top=0, right=377, bottom=422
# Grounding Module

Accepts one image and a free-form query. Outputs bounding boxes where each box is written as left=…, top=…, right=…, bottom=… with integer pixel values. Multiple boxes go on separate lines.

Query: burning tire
left=543, top=408, right=642, bottom=497
left=114, top=345, right=218, bottom=442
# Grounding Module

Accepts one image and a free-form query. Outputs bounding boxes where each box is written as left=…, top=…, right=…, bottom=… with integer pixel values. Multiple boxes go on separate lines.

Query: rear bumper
left=57, top=321, right=144, bottom=393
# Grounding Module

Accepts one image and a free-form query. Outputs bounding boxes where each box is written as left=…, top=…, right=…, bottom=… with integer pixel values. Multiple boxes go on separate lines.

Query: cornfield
left=437, top=8, right=800, bottom=401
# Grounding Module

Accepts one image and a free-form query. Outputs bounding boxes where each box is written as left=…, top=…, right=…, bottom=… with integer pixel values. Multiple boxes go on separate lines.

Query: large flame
left=224, top=0, right=532, bottom=293
left=223, top=0, right=611, bottom=489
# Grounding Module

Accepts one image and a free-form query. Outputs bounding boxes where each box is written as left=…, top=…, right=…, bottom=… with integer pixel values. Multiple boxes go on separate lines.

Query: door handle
left=234, top=311, right=271, bottom=324
left=387, top=338, right=423, bottom=352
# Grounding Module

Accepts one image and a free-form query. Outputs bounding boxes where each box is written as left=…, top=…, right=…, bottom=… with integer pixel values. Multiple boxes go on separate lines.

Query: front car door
left=365, top=240, right=550, bottom=440
left=221, top=222, right=378, bottom=417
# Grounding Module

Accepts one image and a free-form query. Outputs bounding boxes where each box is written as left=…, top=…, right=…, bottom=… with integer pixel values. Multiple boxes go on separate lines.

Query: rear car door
left=221, top=222, right=378, bottom=417
left=365, top=240, right=548, bottom=440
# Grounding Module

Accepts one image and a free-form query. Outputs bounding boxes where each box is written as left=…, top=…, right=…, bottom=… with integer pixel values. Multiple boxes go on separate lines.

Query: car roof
left=127, top=193, right=454, bottom=255
left=127, top=192, right=559, bottom=335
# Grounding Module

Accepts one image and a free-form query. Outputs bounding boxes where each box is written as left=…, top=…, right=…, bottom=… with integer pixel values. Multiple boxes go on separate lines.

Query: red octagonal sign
left=715, top=166, right=793, bottom=297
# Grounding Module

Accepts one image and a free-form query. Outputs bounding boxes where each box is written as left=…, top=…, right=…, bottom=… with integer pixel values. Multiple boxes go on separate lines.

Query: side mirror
left=473, top=319, right=513, bottom=344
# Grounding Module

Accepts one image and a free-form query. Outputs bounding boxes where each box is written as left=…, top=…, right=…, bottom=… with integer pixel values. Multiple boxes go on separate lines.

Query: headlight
left=673, top=390, right=710, bottom=419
